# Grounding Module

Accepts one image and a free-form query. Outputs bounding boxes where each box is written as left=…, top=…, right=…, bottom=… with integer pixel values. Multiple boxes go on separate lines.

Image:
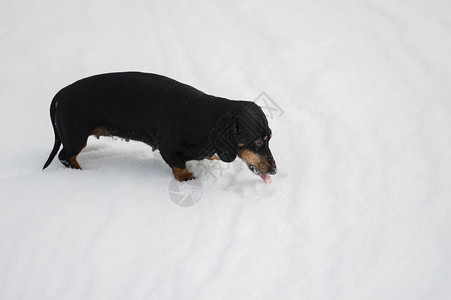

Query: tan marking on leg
left=172, top=166, right=195, bottom=181
left=91, top=127, right=111, bottom=139
left=69, top=156, right=82, bottom=170
left=206, top=154, right=219, bottom=160
left=69, top=142, right=87, bottom=170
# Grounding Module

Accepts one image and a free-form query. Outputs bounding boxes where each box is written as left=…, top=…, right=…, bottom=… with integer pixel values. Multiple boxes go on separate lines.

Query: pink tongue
left=259, top=174, right=272, bottom=183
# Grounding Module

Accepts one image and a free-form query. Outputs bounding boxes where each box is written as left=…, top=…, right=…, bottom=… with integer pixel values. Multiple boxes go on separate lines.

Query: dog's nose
left=269, top=161, right=277, bottom=175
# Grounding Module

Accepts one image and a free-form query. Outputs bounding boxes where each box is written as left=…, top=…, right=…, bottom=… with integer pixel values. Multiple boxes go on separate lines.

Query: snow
left=1, top=0, right=451, bottom=299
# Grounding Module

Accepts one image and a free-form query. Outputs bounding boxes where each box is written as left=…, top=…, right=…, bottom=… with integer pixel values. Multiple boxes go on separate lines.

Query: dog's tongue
left=259, top=174, right=272, bottom=183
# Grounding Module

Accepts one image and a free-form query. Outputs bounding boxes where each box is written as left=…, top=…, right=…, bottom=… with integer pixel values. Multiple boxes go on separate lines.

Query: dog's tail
left=42, top=93, right=62, bottom=170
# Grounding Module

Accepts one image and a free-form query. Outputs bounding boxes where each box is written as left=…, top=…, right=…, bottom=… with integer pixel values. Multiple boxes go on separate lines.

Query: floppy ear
left=213, top=113, right=238, bottom=162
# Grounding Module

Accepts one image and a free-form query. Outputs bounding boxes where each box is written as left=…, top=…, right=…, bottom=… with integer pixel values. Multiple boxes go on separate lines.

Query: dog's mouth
left=249, top=164, right=272, bottom=183
left=239, top=149, right=276, bottom=183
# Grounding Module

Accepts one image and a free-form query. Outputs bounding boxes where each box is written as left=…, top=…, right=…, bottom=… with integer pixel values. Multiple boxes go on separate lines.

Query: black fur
left=43, top=72, right=276, bottom=180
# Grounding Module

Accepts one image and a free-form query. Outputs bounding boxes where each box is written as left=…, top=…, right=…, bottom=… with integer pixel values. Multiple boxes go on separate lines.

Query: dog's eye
left=255, top=138, right=264, bottom=147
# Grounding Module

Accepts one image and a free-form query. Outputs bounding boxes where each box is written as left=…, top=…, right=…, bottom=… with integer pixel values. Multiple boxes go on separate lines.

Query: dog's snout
left=265, top=153, right=277, bottom=175
left=269, top=161, right=277, bottom=175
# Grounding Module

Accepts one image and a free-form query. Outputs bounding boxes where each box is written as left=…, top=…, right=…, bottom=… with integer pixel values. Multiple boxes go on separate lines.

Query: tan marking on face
left=238, top=143, right=245, bottom=147
left=55, top=101, right=58, bottom=109
left=238, top=149, right=272, bottom=174
left=238, top=149, right=260, bottom=166
left=263, top=136, right=268, bottom=141
left=91, top=127, right=111, bottom=139
left=172, top=166, right=195, bottom=181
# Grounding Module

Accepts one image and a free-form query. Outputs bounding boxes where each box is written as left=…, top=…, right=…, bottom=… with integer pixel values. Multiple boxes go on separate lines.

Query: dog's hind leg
left=58, top=138, right=88, bottom=170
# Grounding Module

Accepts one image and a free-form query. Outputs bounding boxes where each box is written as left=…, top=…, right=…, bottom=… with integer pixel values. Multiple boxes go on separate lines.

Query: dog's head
left=212, top=102, right=277, bottom=181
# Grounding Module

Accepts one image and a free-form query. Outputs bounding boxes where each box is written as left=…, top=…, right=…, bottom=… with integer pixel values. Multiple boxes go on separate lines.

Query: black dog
left=43, top=72, right=277, bottom=182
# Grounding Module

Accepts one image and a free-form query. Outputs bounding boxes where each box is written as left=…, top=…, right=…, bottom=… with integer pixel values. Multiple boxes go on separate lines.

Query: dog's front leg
left=160, top=150, right=195, bottom=181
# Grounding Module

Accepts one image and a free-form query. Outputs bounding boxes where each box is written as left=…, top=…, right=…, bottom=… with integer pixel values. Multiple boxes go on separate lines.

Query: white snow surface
left=1, top=0, right=451, bottom=299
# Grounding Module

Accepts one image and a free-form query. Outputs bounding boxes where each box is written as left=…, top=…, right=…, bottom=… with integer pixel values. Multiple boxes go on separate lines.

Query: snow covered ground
left=1, top=0, right=451, bottom=299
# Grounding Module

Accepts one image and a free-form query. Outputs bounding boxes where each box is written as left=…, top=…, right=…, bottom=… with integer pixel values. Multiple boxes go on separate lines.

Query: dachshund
left=43, top=72, right=277, bottom=182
